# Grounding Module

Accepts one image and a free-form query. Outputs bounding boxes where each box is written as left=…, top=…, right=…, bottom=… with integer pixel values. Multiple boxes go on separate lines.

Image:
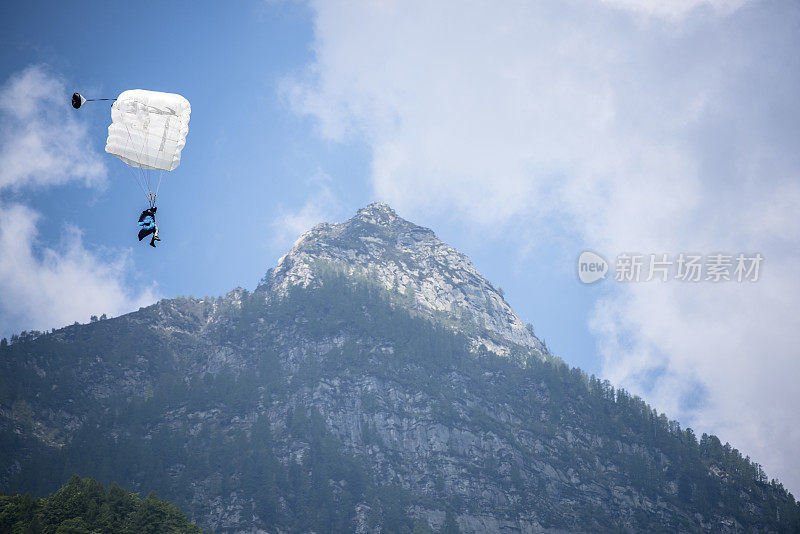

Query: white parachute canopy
left=105, top=89, right=191, bottom=202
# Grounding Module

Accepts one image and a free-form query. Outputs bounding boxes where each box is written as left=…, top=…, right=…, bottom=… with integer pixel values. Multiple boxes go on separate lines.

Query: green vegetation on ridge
left=0, top=475, right=206, bottom=533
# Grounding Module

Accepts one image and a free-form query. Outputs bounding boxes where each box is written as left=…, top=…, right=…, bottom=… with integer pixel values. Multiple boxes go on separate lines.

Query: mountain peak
left=354, top=202, right=398, bottom=224
left=265, top=204, right=545, bottom=357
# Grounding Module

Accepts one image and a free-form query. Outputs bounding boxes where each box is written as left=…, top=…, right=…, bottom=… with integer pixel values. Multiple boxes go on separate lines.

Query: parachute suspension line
left=119, top=124, right=147, bottom=201
left=140, top=169, right=157, bottom=208
left=146, top=169, right=158, bottom=208
left=142, top=123, right=154, bottom=198
left=132, top=122, right=152, bottom=199
left=120, top=122, right=153, bottom=205
left=155, top=170, right=164, bottom=197
left=125, top=164, right=149, bottom=200
left=71, top=93, right=117, bottom=109
left=144, top=169, right=153, bottom=203
left=154, top=115, right=170, bottom=199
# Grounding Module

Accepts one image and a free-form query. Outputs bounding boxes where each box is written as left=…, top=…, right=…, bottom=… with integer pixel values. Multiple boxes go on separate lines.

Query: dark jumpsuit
left=137, top=208, right=158, bottom=243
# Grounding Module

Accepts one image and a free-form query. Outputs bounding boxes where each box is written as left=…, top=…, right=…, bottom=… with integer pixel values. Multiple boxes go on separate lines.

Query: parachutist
left=73, top=89, right=189, bottom=241
left=137, top=206, right=160, bottom=248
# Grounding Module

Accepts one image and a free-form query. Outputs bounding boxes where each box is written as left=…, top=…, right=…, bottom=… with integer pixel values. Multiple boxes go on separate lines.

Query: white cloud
left=0, top=66, right=156, bottom=337
left=287, top=0, right=800, bottom=491
left=600, top=0, right=747, bottom=19
left=0, top=203, right=157, bottom=335
left=271, top=171, right=344, bottom=251
left=0, top=66, right=106, bottom=191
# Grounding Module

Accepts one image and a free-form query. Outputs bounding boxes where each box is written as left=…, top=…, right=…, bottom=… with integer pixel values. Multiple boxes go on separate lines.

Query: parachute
left=71, top=92, right=86, bottom=109
left=103, top=90, right=191, bottom=206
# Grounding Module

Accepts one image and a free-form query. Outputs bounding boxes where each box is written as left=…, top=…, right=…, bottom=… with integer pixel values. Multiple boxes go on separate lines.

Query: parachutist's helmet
left=151, top=207, right=157, bottom=213
left=71, top=92, right=84, bottom=109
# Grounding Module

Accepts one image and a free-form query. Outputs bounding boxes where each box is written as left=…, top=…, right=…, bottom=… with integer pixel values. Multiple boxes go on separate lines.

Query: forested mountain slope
left=1, top=204, right=797, bottom=533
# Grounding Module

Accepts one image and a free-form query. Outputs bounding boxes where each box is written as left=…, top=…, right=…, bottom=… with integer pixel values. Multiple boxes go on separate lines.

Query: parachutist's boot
left=150, top=238, right=157, bottom=248
left=154, top=236, right=161, bottom=241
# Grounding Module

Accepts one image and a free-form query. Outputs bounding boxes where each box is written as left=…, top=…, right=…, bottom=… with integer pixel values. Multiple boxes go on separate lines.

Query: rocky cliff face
left=266, top=203, right=545, bottom=356
left=1, top=204, right=798, bottom=534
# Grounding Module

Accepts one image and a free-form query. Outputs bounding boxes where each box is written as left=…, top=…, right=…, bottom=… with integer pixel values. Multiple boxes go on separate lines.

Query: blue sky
left=2, top=0, right=799, bottom=492
left=1, top=1, right=360, bottom=295
left=0, top=0, right=599, bottom=371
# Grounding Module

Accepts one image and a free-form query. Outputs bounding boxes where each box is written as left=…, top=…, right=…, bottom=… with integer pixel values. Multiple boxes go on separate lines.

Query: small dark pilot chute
left=71, top=92, right=86, bottom=109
